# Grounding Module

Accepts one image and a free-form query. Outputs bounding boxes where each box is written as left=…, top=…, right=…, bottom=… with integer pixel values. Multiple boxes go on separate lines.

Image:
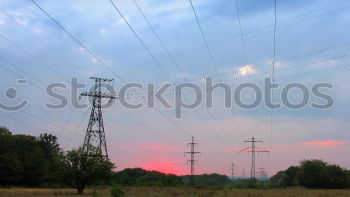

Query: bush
left=111, top=184, right=124, bottom=197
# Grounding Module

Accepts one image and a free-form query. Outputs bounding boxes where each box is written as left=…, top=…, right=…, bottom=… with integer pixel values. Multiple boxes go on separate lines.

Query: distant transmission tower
left=242, top=168, right=245, bottom=178
left=258, top=167, right=267, bottom=179
left=184, top=136, right=200, bottom=185
left=80, top=77, right=116, bottom=157
left=239, top=137, right=269, bottom=188
left=230, top=162, right=235, bottom=180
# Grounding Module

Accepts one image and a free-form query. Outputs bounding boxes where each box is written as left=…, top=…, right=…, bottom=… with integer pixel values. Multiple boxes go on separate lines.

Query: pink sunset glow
left=143, top=161, right=185, bottom=175
left=302, top=140, right=347, bottom=146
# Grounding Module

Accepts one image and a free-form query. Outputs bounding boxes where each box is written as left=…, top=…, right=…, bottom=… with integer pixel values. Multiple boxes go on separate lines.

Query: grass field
left=0, top=187, right=350, bottom=197
left=1, top=187, right=350, bottom=197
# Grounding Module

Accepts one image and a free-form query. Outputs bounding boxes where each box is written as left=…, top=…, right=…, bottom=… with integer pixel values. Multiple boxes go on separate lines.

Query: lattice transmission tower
left=80, top=77, right=116, bottom=157
left=239, top=137, right=269, bottom=188
left=230, top=162, right=235, bottom=180
left=184, top=136, right=200, bottom=185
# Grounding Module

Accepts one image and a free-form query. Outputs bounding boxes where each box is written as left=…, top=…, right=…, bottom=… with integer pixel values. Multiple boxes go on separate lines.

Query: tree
left=38, top=133, right=60, bottom=157
left=271, top=159, right=350, bottom=189
left=38, top=133, right=63, bottom=185
left=62, top=146, right=115, bottom=194
left=284, top=166, right=300, bottom=186
left=298, top=160, right=350, bottom=189
left=0, top=130, right=63, bottom=186
left=269, top=171, right=286, bottom=188
left=0, top=127, right=11, bottom=135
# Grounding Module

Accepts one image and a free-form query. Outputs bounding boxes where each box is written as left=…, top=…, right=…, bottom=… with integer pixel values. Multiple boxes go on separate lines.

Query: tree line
left=1, top=126, right=350, bottom=193
left=0, top=127, right=114, bottom=193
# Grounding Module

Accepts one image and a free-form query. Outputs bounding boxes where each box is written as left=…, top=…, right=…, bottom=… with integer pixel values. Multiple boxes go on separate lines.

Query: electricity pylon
left=230, top=162, right=235, bottom=180
left=80, top=77, right=116, bottom=157
left=239, top=137, right=269, bottom=188
left=184, top=136, right=200, bottom=185
left=258, top=167, right=267, bottom=179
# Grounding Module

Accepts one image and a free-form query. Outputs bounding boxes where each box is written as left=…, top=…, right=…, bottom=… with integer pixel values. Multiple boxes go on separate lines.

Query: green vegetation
left=0, top=127, right=114, bottom=193
left=110, top=184, right=124, bottom=197
left=182, top=173, right=231, bottom=186
left=1, top=126, right=350, bottom=195
left=270, top=159, right=350, bottom=189
left=62, top=146, right=115, bottom=193
left=2, top=188, right=350, bottom=197
left=114, top=168, right=182, bottom=187
left=0, top=128, right=62, bottom=186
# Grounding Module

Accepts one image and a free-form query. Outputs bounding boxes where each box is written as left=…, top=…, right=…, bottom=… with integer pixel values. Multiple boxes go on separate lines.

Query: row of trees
left=2, top=126, right=350, bottom=192
left=0, top=127, right=115, bottom=193
left=0, top=126, right=232, bottom=193
left=114, top=168, right=182, bottom=187
left=0, top=127, right=62, bottom=186
left=114, top=168, right=231, bottom=187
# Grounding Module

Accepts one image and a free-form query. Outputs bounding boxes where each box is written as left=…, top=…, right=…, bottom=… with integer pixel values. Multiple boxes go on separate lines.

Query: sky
left=1, top=0, right=350, bottom=177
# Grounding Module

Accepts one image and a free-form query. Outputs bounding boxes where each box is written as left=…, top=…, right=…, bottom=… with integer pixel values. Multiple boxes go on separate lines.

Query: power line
left=0, top=49, right=208, bottom=165
left=23, top=0, right=201, bottom=157
left=0, top=112, right=186, bottom=167
left=29, top=0, right=119, bottom=80
left=270, top=0, right=277, bottom=146
left=110, top=0, right=237, bottom=149
left=0, top=34, right=69, bottom=82
left=0, top=57, right=188, bottom=159
left=0, top=51, right=219, bottom=173
left=232, top=0, right=262, bottom=140
left=118, top=0, right=350, bottom=76
left=189, top=0, right=221, bottom=80
left=132, top=0, right=186, bottom=80
left=113, top=0, right=237, bottom=149
left=108, top=0, right=171, bottom=80
left=234, top=0, right=248, bottom=64
left=5, top=13, right=86, bottom=79
left=0, top=76, right=188, bottom=162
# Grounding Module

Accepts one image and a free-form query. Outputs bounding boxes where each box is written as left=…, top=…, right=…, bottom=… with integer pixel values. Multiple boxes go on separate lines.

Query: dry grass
left=1, top=187, right=350, bottom=197
left=0, top=188, right=110, bottom=197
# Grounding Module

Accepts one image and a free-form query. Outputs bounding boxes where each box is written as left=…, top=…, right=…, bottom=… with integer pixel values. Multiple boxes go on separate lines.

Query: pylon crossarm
left=238, top=147, right=251, bottom=153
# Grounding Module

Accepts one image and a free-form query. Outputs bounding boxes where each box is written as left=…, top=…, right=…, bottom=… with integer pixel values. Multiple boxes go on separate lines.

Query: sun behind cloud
left=238, top=65, right=256, bottom=75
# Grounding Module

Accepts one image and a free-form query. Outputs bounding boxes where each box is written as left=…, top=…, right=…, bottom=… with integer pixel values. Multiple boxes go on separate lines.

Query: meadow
left=1, top=187, right=350, bottom=197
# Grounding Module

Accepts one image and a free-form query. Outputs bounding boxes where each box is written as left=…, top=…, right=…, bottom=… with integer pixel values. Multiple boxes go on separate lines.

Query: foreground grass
left=1, top=187, right=350, bottom=197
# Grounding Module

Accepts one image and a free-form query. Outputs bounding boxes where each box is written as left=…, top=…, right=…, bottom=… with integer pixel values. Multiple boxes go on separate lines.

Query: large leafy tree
left=298, top=159, right=350, bottom=189
left=271, top=159, right=350, bottom=189
left=62, top=146, right=115, bottom=194
left=0, top=128, right=63, bottom=186
left=38, top=133, right=64, bottom=185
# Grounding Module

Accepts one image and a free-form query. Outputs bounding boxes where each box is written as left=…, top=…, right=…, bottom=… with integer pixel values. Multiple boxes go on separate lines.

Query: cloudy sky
left=1, top=0, right=350, bottom=176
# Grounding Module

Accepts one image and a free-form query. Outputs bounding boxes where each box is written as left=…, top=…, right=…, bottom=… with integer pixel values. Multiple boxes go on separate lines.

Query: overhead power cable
left=189, top=0, right=221, bottom=80
left=270, top=0, right=277, bottom=146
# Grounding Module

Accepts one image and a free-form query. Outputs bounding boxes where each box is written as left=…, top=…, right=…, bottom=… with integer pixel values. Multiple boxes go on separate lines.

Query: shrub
left=111, top=184, right=124, bottom=197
